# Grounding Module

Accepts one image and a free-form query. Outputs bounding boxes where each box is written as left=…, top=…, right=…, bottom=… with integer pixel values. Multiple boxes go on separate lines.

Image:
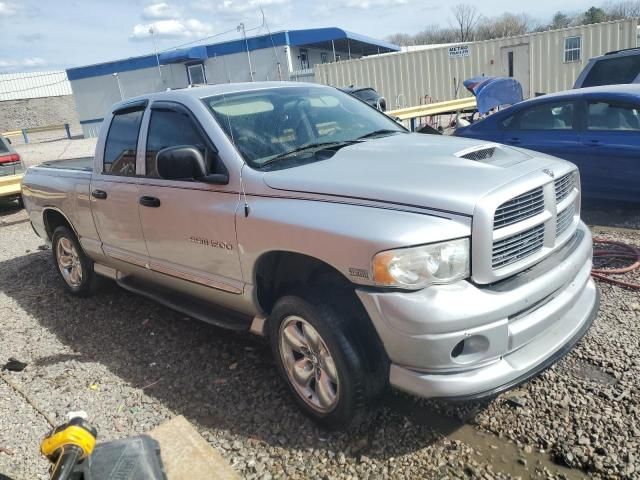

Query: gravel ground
left=0, top=201, right=638, bottom=480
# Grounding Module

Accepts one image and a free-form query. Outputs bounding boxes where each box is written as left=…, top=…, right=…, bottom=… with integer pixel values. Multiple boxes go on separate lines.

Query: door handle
left=584, top=139, right=601, bottom=147
left=506, top=137, right=521, bottom=144
left=139, top=196, right=161, bottom=208
left=91, top=189, right=107, bottom=200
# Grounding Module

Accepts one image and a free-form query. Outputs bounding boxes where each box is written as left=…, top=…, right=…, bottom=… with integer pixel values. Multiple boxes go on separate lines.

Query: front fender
left=236, top=197, right=471, bottom=287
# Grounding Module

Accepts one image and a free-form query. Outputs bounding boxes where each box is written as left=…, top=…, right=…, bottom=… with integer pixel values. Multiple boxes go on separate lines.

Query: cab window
left=145, top=108, right=223, bottom=179
left=103, top=108, right=144, bottom=175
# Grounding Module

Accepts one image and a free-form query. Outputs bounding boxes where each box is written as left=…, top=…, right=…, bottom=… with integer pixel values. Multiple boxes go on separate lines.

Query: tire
left=269, top=291, right=386, bottom=430
left=51, top=226, right=96, bottom=297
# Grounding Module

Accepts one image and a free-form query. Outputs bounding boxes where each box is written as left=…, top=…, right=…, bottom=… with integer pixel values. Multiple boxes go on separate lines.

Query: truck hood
left=262, top=133, right=557, bottom=216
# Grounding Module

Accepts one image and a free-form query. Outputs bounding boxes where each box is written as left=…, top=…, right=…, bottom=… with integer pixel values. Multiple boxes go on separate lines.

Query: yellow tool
left=40, top=417, right=97, bottom=480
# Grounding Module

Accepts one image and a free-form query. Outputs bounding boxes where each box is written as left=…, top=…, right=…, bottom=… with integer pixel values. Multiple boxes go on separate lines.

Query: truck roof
left=112, top=81, right=327, bottom=111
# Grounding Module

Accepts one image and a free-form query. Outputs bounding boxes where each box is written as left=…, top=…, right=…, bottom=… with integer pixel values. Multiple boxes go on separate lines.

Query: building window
left=321, top=52, right=328, bottom=64
left=564, top=36, right=581, bottom=63
left=187, top=64, right=206, bottom=85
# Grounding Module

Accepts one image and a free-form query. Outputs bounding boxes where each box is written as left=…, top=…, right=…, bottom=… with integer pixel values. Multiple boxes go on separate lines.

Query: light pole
left=112, top=72, right=123, bottom=100
left=149, top=26, right=164, bottom=84
left=237, top=23, right=254, bottom=82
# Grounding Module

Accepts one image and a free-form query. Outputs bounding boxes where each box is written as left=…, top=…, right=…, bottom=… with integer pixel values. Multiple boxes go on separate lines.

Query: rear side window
left=516, top=101, right=574, bottom=130
left=587, top=101, right=640, bottom=131
left=103, top=109, right=144, bottom=175
left=582, top=55, right=640, bottom=88
left=0, top=139, right=9, bottom=153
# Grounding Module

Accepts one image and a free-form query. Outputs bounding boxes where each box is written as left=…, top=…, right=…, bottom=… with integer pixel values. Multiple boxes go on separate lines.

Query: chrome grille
left=494, top=187, right=544, bottom=229
left=555, top=172, right=576, bottom=203
left=460, top=147, right=496, bottom=161
left=492, top=224, right=545, bottom=269
left=556, top=203, right=575, bottom=237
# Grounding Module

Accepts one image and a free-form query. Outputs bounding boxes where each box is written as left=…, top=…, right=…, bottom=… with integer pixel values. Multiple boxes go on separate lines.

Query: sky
left=0, top=0, right=602, bottom=72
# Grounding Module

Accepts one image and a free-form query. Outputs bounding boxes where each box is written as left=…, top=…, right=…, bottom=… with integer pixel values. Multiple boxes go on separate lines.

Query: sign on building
left=448, top=45, right=470, bottom=58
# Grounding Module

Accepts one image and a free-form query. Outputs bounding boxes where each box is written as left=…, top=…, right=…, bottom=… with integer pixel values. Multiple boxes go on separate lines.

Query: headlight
left=372, top=238, right=470, bottom=289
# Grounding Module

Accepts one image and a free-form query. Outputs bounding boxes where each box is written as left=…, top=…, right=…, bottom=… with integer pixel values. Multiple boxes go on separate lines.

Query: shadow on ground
left=0, top=249, right=486, bottom=461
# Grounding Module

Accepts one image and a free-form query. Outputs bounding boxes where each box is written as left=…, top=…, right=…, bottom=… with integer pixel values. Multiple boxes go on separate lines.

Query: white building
left=315, top=19, right=640, bottom=109
left=66, top=28, right=399, bottom=137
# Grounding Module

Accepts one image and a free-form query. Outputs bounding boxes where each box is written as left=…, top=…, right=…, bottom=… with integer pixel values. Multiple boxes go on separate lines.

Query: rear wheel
left=269, top=291, right=386, bottom=430
left=52, top=226, right=96, bottom=297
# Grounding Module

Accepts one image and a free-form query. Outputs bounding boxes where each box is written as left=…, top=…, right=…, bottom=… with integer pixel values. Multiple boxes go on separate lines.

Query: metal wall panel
left=316, top=19, right=639, bottom=108
left=0, top=71, right=72, bottom=101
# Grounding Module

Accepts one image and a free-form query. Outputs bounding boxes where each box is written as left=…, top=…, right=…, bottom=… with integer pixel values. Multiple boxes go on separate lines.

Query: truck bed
left=39, top=157, right=93, bottom=171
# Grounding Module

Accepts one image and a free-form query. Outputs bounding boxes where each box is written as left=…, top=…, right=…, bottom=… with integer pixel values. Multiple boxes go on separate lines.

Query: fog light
left=450, top=335, right=490, bottom=364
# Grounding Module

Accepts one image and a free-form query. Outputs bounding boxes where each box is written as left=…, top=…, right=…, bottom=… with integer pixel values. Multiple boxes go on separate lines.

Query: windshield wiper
left=356, top=129, right=405, bottom=140
left=259, top=141, right=356, bottom=169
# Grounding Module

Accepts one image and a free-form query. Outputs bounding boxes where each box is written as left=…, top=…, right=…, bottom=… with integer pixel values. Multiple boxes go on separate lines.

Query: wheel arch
left=253, top=250, right=353, bottom=315
left=42, top=207, right=78, bottom=241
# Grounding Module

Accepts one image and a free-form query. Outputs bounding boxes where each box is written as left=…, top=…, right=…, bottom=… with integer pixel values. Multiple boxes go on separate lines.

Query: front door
left=90, top=102, right=149, bottom=267
left=503, top=99, right=581, bottom=164
left=501, top=44, right=530, bottom=98
left=137, top=101, right=243, bottom=297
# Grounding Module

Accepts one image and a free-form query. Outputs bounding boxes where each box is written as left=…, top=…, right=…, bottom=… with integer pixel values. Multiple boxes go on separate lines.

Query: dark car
left=338, top=86, right=386, bottom=111
left=454, top=84, right=640, bottom=203
left=574, top=47, right=640, bottom=89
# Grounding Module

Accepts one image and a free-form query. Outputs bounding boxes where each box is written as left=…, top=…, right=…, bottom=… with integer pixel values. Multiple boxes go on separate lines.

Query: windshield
left=204, top=86, right=405, bottom=168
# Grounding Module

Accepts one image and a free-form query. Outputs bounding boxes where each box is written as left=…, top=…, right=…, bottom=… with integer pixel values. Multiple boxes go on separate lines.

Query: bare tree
left=450, top=4, right=481, bottom=42
left=476, top=13, right=533, bottom=40
left=386, top=33, right=415, bottom=46
left=603, top=0, right=640, bottom=18
left=413, top=24, right=458, bottom=44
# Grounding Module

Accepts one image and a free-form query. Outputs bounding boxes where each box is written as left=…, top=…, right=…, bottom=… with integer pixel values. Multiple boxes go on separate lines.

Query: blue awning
left=158, top=46, right=208, bottom=64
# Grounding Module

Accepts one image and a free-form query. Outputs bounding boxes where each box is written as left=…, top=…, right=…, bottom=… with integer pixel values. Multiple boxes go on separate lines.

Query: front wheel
left=269, top=292, right=384, bottom=430
left=52, top=226, right=96, bottom=297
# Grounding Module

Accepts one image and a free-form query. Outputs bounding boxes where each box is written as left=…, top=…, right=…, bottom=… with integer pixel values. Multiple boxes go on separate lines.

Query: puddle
left=387, top=395, right=587, bottom=479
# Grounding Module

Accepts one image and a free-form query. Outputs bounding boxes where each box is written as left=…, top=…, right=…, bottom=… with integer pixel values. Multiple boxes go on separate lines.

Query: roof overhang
left=158, top=45, right=208, bottom=64
left=287, top=28, right=400, bottom=55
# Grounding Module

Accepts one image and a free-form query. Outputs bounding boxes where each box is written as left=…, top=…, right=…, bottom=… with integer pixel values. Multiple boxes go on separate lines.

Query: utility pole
left=237, top=23, right=254, bottom=82
left=149, top=26, right=164, bottom=84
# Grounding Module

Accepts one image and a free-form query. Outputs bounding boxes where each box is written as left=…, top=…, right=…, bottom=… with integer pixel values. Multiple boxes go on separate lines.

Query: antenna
left=261, top=6, right=283, bottom=81
left=237, top=23, right=255, bottom=82
left=148, top=26, right=164, bottom=84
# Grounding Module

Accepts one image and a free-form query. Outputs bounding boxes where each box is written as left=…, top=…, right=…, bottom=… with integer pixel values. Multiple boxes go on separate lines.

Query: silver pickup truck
left=22, top=82, right=599, bottom=429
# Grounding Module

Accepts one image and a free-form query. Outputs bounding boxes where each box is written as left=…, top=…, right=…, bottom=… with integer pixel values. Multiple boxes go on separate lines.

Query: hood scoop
left=455, top=143, right=529, bottom=167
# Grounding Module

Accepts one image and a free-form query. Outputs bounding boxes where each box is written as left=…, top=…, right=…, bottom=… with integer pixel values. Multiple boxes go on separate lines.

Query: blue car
left=455, top=84, right=640, bottom=203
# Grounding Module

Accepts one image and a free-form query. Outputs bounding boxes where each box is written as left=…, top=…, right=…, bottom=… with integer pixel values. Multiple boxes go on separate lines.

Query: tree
left=603, top=0, right=640, bottom=19
left=582, top=6, right=607, bottom=24
left=413, top=24, right=458, bottom=44
left=450, top=4, right=481, bottom=42
left=551, top=11, right=571, bottom=29
left=476, top=13, right=533, bottom=40
left=387, top=33, right=415, bottom=46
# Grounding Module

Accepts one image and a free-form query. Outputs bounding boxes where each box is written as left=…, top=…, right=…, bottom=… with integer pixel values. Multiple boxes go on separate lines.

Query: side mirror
left=156, top=145, right=207, bottom=180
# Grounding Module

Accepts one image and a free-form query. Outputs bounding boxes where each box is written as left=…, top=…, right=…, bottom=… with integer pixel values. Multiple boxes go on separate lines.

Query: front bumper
left=0, top=173, right=23, bottom=198
left=356, top=221, right=599, bottom=400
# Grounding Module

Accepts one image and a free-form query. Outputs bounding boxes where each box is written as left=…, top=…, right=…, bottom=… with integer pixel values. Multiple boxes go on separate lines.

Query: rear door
left=577, top=98, right=640, bottom=201
left=90, top=101, right=150, bottom=267
left=502, top=99, right=581, bottom=161
left=136, top=101, right=243, bottom=298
